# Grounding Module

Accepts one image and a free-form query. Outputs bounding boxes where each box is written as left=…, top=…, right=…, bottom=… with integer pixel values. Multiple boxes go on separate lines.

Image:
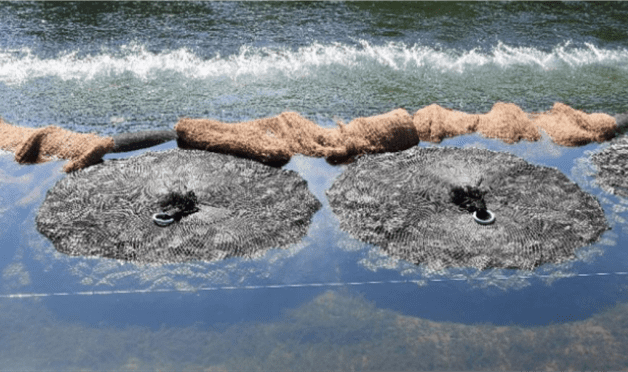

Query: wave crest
left=1, top=41, right=626, bottom=84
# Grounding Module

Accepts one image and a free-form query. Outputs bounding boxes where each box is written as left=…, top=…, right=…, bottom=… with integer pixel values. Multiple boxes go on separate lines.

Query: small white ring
left=153, top=212, right=175, bottom=227
left=473, top=210, right=495, bottom=225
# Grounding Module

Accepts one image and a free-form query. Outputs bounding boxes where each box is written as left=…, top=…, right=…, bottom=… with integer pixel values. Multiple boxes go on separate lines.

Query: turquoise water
left=2, top=2, right=628, bottom=370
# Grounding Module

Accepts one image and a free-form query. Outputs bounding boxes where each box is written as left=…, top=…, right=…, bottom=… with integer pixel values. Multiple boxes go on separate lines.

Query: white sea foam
left=0, top=41, right=626, bottom=85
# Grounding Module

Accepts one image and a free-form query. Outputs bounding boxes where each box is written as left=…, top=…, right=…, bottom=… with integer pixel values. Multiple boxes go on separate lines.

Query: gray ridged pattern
left=36, top=149, right=321, bottom=263
left=326, top=147, right=608, bottom=270
left=591, top=134, right=628, bottom=198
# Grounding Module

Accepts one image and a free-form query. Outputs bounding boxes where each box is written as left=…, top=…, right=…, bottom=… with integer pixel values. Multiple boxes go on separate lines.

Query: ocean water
left=2, top=2, right=628, bottom=370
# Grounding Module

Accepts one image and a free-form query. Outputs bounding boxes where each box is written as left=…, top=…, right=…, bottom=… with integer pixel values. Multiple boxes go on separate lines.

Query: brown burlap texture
left=413, top=104, right=479, bottom=142
left=0, top=102, right=617, bottom=172
left=533, top=102, right=617, bottom=146
left=175, top=109, right=418, bottom=165
left=176, top=103, right=615, bottom=165
left=0, top=119, right=114, bottom=172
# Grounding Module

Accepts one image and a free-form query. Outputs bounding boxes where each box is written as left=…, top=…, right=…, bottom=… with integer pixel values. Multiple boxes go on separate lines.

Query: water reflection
left=1, top=141, right=626, bottom=333
left=1, top=288, right=627, bottom=371
left=2, top=130, right=628, bottom=371
left=2, top=1, right=628, bottom=369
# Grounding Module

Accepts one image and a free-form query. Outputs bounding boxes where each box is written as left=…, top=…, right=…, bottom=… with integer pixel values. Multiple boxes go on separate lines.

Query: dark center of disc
left=450, top=185, right=487, bottom=214
left=158, top=190, right=200, bottom=222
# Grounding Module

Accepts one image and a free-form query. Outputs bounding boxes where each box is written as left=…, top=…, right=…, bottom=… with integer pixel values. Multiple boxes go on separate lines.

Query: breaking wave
left=1, top=40, right=627, bottom=85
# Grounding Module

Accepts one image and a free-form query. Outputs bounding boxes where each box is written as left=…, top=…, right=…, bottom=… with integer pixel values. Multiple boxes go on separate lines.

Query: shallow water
left=2, top=2, right=628, bottom=370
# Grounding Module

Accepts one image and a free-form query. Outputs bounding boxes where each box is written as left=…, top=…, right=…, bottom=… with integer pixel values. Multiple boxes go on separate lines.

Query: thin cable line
left=1, top=271, right=627, bottom=299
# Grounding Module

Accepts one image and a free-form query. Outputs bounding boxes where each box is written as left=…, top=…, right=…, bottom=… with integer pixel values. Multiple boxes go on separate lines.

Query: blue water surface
left=2, top=2, right=628, bottom=370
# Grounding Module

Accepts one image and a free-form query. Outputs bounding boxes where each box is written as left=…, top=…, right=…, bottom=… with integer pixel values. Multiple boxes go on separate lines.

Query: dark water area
left=2, top=2, right=628, bottom=370
left=3, top=2, right=628, bottom=57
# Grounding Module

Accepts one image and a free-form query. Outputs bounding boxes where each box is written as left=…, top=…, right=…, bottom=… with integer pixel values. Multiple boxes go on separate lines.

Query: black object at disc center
left=449, top=185, right=495, bottom=225
left=153, top=190, right=200, bottom=227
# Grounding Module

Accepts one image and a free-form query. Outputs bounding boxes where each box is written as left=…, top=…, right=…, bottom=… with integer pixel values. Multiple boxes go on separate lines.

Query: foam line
left=2, top=271, right=627, bottom=299
left=1, top=41, right=626, bottom=84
